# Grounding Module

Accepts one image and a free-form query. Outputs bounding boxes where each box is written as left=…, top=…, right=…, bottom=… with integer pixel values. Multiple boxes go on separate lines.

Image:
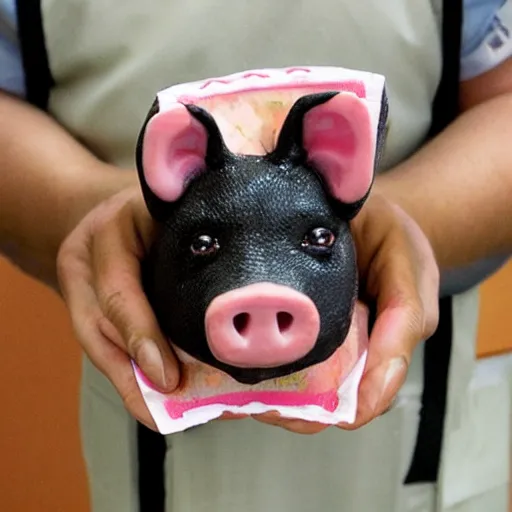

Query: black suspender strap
left=15, top=2, right=166, bottom=508
left=404, top=0, right=463, bottom=484
left=137, top=422, right=166, bottom=511
left=15, top=0, right=53, bottom=110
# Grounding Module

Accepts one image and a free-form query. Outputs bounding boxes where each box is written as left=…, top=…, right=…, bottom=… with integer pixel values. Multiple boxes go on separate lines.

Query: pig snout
left=204, top=283, right=320, bottom=368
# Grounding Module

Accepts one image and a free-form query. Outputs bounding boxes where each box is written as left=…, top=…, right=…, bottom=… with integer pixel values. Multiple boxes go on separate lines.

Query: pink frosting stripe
left=164, top=390, right=339, bottom=419
left=178, top=80, right=366, bottom=103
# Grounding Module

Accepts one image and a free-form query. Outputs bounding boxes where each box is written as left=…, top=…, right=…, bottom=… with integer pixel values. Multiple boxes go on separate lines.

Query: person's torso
left=40, top=0, right=444, bottom=171
left=40, top=3, right=488, bottom=505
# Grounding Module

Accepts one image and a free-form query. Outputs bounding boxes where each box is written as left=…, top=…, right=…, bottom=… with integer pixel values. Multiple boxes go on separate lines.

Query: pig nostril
left=232, top=310, right=294, bottom=337
left=277, top=312, right=293, bottom=333
left=233, top=313, right=250, bottom=336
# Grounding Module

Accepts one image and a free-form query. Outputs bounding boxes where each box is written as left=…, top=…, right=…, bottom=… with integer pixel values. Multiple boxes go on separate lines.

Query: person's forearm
left=375, top=91, right=512, bottom=271
left=0, top=92, right=137, bottom=286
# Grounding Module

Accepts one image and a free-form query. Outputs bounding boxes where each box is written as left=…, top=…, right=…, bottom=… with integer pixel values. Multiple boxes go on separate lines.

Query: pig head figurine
left=136, top=90, right=388, bottom=385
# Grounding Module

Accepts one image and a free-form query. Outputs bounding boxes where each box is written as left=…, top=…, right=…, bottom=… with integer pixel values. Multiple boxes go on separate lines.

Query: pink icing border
left=164, top=390, right=339, bottom=419
left=157, top=67, right=374, bottom=107
left=134, top=364, right=341, bottom=420
left=178, top=80, right=366, bottom=103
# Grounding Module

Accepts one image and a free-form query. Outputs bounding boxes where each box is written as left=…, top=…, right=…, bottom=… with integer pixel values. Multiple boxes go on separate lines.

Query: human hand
left=57, top=185, right=438, bottom=434
left=253, top=193, right=440, bottom=433
left=57, top=186, right=180, bottom=430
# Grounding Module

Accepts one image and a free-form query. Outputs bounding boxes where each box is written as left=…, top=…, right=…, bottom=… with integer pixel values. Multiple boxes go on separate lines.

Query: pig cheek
left=301, top=235, right=358, bottom=362
left=142, top=239, right=212, bottom=357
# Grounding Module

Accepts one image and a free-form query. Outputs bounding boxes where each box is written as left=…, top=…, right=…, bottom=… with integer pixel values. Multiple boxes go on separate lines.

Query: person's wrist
left=370, top=174, right=441, bottom=267
left=37, top=164, right=140, bottom=291
left=61, top=163, right=139, bottom=241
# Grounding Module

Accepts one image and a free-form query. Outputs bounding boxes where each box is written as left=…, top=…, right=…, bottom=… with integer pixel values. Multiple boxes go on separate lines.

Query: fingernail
left=374, top=357, right=407, bottom=413
left=137, top=339, right=167, bottom=390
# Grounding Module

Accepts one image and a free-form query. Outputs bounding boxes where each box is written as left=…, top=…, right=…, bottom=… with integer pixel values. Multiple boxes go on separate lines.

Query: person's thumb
left=93, top=212, right=180, bottom=392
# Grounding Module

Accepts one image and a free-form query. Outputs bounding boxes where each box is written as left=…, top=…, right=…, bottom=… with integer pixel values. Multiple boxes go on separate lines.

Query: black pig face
left=136, top=91, right=387, bottom=384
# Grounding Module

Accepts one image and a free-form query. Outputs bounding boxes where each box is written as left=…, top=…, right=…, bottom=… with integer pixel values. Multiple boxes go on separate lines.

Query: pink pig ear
left=302, top=94, right=374, bottom=204
left=142, top=103, right=210, bottom=202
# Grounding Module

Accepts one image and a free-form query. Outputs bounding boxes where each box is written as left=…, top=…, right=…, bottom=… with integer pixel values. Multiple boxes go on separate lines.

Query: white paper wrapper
left=133, top=354, right=367, bottom=434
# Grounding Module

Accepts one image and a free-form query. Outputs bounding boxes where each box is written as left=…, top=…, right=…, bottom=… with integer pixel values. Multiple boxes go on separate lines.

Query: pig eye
left=190, top=235, right=220, bottom=256
left=302, top=227, right=336, bottom=253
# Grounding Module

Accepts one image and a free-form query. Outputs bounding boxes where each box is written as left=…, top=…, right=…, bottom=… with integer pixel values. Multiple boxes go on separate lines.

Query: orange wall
left=0, top=258, right=89, bottom=512
left=477, top=262, right=512, bottom=357
left=0, top=256, right=511, bottom=512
